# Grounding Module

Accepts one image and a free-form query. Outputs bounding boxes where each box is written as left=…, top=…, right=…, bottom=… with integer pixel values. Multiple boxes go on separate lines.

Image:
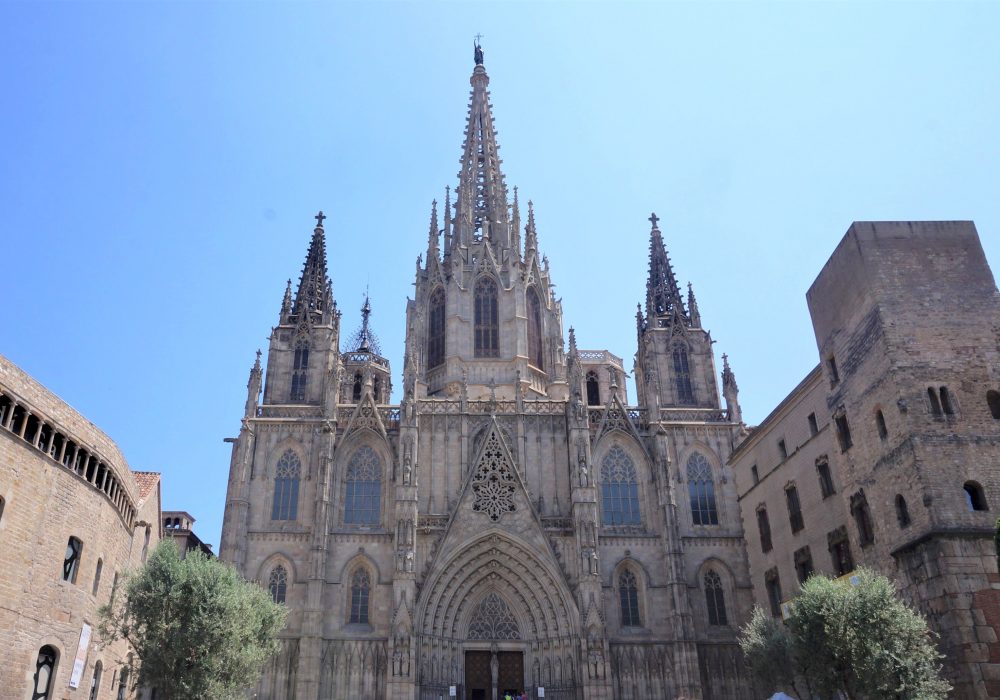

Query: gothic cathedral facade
left=220, top=46, right=754, bottom=700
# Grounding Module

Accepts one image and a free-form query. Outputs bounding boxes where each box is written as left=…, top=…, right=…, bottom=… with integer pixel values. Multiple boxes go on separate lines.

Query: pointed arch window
left=271, top=450, right=301, bottom=521
left=89, top=661, right=103, bottom=700
left=527, top=287, right=544, bottom=370
left=600, top=445, right=641, bottom=527
left=896, top=494, right=911, bottom=528
left=268, top=565, right=288, bottom=604
left=63, top=536, right=82, bottom=583
left=704, top=570, right=728, bottom=626
left=344, top=446, right=381, bottom=526
left=618, top=569, right=641, bottom=627
left=474, top=277, right=499, bottom=357
left=687, top=453, right=719, bottom=525
left=32, top=645, right=57, bottom=700
left=428, top=287, right=446, bottom=368
left=586, top=371, right=601, bottom=406
left=290, top=340, right=309, bottom=402
left=349, top=568, right=371, bottom=624
left=673, top=344, right=695, bottom=405
left=352, top=373, right=362, bottom=402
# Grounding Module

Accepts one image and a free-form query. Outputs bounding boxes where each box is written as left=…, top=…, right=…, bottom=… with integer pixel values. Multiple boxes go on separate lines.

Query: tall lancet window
left=673, top=344, right=695, bottom=404
left=290, top=340, right=309, bottom=402
left=271, top=450, right=301, bottom=521
left=268, top=565, right=287, bottom=604
left=428, top=287, right=446, bottom=368
left=600, top=445, right=641, bottom=527
left=349, top=568, right=371, bottom=624
left=344, top=446, right=381, bottom=526
left=586, top=371, right=601, bottom=406
left=618, top=569, right=641, bottom=627
left=474, top=277, right=499, bottom=357
left=704, top=571, right=728, bottom=626
left=527, top=287, right=544, bottom=370
left=687, top=453, right=718, bottom=525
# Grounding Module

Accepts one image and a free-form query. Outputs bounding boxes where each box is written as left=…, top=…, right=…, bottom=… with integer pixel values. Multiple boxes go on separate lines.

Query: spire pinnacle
left=687, top=281, right=701, bottom=327
left=524, top=199, right=538, bottom=255
left=454, top=44, right=510, bottom=249
left=292, top=213, right=335, bottom=324
left=511, top=186, right=522, bottom=258
left=443, top=186, right=453, bottom=256
left=279, top=278, right=293, bottom=321
left=348, top=291, right=381, bottom=354
left=645, top=213, right=688, bottom=327
left=427, top=199, right=439, bottom=259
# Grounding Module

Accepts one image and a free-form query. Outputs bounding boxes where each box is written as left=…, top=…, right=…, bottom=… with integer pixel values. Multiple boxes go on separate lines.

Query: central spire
left=291, top=211, right=336, bottom=325
left=452, top=40, right=511, bottom=251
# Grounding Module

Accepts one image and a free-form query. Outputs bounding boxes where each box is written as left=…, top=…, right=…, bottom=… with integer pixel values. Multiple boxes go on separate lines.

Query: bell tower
left=404, top=41, right=568, bottom=401
left=634, top=213, right=723, bottom=411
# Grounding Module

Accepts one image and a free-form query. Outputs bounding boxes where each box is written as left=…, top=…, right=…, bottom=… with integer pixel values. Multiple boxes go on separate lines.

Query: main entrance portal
left=465, top=650, right=524, bottom=700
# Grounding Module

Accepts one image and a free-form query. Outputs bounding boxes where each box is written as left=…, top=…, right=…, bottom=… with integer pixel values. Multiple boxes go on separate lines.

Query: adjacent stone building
left=0, top=353, right=162, bottom=700
left=162, top=510, right=214, bottom=559
left=730, top=221, right=1000, bottom=698
left=220, top=44, right=755, bottom=700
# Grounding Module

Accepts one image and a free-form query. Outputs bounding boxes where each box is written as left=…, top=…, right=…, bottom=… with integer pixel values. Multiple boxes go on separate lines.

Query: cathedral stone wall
left=0, top=354, right=161, bottom=700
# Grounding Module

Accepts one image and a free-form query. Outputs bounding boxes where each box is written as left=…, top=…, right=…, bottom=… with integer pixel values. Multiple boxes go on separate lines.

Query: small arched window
left=141, top=525, right=151, bottom=563
left=928, top=387, right=942, bottom=416
left=527, top=287, right=544, bottom=370
left=345, top=446, right=382, bottom=526
left=89, top=660, right=103, bottom=700
left=600, top=446, right=641, bottom=527
left=875, top=409, right=888, bottom=440
left=373, top=376, right=382, bottom=402
left=988, top=390, right=1000, bottom=420
left=687, top=453, right=718, bottom=525
left=269, top=565, right=288, bottom=604
left=92, top=558, right=103, bottom=596
left=33, top=645, right=58, bottom=700
left=586, top=371, right=601, bottom=406
left=427, top=287, right=446, bottom=368
left=0, top=494, right=5, bottom=525
left=964, top=481, right=988, bottom=512
left=474, top=277, right=499, bottom=357
left=940, top=386, right=955, bottom=415
left=704, top=570, right=728, bottom=626
left=352, top=373, right=362, bottom=402
left=349, top=568, right=371, bottom=624
left=64, top=537, right=82, bottom=583
left=896, top=494, right=911, bottom=528
left=619, top=569, right=641, bottom=627
left=116, top=662, right=130, bottom=700
left=673, top=344, right=694, bottom=405
left=271, top=450, right=301, bottom=521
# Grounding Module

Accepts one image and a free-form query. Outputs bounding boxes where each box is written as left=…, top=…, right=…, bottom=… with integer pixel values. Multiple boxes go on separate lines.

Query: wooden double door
left=465, top=650, right=524, bottom=700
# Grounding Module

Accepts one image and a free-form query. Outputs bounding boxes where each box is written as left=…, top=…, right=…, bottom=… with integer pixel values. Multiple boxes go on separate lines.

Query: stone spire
left=524, top=200, right=538, bottom=258
left=349, top=292, right=381, bottom=355
left=244, top=349, right=263, bottom=418
left=442, top=186, right=453, bottom=259
left=721, top=353, right=742, bottom=423
left=510, top=186, right=522, bottom=259
left=687, top=282, right=701, bottom=328
left=279, top=278, right=292, bottom=323
left=427, top=199, right=439, bottom=261
left=645, top=213, right=688, bottom=327
left=292, top=211, right=336, bottom=324
left=453, top=40, right=510, bottom=250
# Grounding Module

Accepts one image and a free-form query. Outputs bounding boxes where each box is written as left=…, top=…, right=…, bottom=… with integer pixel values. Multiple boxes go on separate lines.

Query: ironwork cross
left=315, top=211, right=326, bottom=227
left=649, top=212, right=659, bottom=228
left=475, top=33, right=484, bottom=45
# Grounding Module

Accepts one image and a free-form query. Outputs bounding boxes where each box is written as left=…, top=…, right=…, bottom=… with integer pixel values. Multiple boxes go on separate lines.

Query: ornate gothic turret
left=262, top=212, right=342, bottom=408
left=341, top=293, right=392, bottom=404
left=634, top=213, right=722, bottom=410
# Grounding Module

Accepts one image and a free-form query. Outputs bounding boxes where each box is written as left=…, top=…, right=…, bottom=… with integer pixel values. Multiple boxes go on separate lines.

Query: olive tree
left=99, top=540, right=286, bottom=700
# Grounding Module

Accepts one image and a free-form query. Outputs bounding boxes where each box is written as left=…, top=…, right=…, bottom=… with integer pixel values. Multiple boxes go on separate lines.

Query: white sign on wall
left=538, top=688, right=545, bottom=698
left=449, top=686, right=456, bottom=697
left=68, top=623, right=92, bottom=689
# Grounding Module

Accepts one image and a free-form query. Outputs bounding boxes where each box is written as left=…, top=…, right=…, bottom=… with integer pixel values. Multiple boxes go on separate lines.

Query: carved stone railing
left=578, top=349, right=624, bottom=367
left=257, top=405, right=321, bottom=419
left=658, top=408, right=728, bottom=423
left=418, top=515, right=450, bottom=531
left=541, top=517, right=573, bottom=531
left=380, top=407, right=400, bottom=430
left=342, top=351, right=389, bottom=369
left=587, top=407, right=649, bottom=432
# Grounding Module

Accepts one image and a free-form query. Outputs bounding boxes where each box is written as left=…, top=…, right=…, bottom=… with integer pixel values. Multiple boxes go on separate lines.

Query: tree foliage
left=739, top=568, right=949, bottom=700
left=99, top=541, right=287, bottom=700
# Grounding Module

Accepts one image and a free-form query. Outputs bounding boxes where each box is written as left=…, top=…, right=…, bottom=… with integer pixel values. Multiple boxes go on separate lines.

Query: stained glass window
left=687, top=453, right=718, bottom=525
left=271, top=450, right=301, bottom=521
left=600, top=446, right=641, bottom=526
left=345, top=446, right=381, bottom=526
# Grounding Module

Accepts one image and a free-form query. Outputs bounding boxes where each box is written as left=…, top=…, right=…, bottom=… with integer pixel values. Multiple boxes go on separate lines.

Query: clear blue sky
left=2, top=2, right=997, bottom=548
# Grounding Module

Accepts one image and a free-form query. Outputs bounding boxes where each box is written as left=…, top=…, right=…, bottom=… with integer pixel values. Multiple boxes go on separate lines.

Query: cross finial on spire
left=315, top=210, right=326, bottom=228
left=648, top=212, right=659, bottom=229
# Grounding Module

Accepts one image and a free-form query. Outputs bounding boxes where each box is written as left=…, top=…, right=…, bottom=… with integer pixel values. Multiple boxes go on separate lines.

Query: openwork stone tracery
left=467, top=591, right=520, bottom=640
left=471, top=430, right=516, bottom=521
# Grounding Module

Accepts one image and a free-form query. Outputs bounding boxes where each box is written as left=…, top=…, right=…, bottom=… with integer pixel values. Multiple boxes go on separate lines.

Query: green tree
left=739, top=568, right=949, bottom=700
left=99, top=541, right=287, bottom=700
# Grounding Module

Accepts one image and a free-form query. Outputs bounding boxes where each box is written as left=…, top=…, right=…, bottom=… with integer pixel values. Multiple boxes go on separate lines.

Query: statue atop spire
left=474, top=34, right=484, bottom=66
